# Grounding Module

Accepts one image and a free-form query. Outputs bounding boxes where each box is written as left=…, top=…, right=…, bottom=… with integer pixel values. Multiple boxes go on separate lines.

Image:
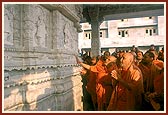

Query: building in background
left=78, top=16, right=165, bottom=56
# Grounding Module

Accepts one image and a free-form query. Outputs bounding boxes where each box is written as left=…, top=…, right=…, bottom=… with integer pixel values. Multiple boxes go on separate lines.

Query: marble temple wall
left=3, top=4, right=83, bottom=111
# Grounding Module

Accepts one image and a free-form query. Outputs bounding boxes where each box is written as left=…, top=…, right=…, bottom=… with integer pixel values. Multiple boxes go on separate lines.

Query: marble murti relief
left=52, top=10, right=74, bottom=50
left=22, top=4, right=50, bottom=48
left=33, top=5, right=49, bottom=47
left=4, top=4, right=21, bottom=47
left=4, top=4, right=83, bottom=111
left=63, top=21, right=78, bottom=50
left=4, top=5, right=14, bottom=45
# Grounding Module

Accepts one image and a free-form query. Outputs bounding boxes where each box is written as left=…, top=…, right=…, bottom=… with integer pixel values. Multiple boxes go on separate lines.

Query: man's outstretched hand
left=74, top=54, right=81, bottom=64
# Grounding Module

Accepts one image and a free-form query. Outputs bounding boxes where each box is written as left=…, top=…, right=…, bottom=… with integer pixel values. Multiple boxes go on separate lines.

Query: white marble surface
left=3, top=4, right=83, bottom=111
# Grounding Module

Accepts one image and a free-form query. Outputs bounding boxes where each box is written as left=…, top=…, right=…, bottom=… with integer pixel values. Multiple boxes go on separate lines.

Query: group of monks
left=75, top=46, right=164, bottom=111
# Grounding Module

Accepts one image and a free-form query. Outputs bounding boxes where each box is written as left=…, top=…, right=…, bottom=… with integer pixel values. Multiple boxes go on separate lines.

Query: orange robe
left=86, top=71, right=98, bottom=110
left=153, top=59, right=164, bottom=70
left=154, top=72, right=164, bottom=95
left=153, top=59, right=164, bottom=95
left=107, top=65, right=144, bottom=111
left=90, top=60, right=117, bottom=111
left=153, top=71, right=164, bottom=110
left=138, top=61, right=163, bottom=110
left=138, top=62, right=161, bottom=93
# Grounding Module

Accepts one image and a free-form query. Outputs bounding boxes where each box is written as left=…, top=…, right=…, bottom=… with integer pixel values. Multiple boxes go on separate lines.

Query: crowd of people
left=75, top=45, right=164, bottom=111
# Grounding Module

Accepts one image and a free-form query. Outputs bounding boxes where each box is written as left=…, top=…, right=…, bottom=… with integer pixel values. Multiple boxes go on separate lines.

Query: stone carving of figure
left=63, top=22, right=72, bottom=48
left=4, top=7, right=13, bottom=45
left=34, top=11, right=47, bottom=47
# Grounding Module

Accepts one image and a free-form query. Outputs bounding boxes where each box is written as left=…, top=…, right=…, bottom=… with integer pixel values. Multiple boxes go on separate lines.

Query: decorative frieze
left=4, top=73, right=82, bottom=111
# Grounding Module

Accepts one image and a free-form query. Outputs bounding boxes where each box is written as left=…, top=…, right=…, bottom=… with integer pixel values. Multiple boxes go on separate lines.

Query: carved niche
left=4, top=5, right=14, bottom=46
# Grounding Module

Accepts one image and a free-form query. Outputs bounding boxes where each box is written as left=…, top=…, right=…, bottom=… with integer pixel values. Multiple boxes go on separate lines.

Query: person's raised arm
left=74, top=55, right=91, bottom=70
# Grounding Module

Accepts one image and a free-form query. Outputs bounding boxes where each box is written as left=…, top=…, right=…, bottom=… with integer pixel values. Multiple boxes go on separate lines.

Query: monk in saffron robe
left=90, top=59, right=110, bottom=111
left=150, top=50, right=164, bottom=71
left=86, top=71, right=98, bottom=110
left=107, top=53, right=144, bottom=111
left=91, top=56, right=118, bottom=111
left=86, top=56, right=98, bottom=110
left=75, top=51, right=117, bottom=111
left=139, top=51, right=162, bottom=92
left=143, top=53, right=164, bottom=111
left=138, top=51, right=162, bottom=110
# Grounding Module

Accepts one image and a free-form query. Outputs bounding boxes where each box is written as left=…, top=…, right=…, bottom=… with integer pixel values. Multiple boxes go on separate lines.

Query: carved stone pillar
left=22, top=4, right=34, bottom=50
left=89, top=5, right=104, bottom=57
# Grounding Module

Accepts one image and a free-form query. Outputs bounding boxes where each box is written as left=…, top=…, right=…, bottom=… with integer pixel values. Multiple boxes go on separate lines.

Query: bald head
left=108, top=56, right=117, bottom=62
left=124, top=53, right=134, bottom=62
left=120, top=53, right=134, bottom=70
left=104, top=56, right=117, bottom=66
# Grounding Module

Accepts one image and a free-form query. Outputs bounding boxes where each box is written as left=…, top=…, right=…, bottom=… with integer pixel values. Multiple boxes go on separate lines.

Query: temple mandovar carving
left=3, top=4, right=83, bottom=111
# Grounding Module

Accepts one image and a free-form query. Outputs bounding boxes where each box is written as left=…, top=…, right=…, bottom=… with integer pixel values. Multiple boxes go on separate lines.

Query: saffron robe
left=107, top=65, right=144, bottom=111
left=90, top=60, right=117, bottom=110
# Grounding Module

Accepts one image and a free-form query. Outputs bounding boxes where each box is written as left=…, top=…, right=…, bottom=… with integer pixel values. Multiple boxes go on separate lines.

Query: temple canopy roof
left=81, top=4, right=164, bottom=23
